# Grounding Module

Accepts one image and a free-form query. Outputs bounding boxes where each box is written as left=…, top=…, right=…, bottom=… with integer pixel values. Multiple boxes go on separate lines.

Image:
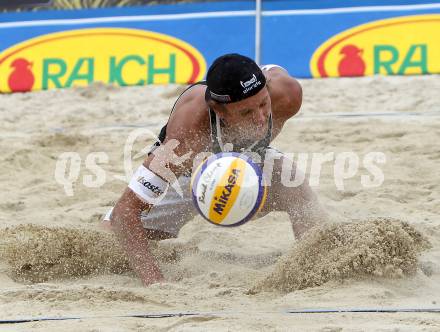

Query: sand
left=0, top=75, right=440, bottom=331
left=252, top=218, right=431, bottom=293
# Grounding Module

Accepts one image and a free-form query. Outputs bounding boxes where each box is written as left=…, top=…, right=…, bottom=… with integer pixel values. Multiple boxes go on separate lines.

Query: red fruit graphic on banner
left=8, top=58, right=35, bottom=92
left=338, top=44, right=366, bottom=77
left=311, top=15, right=440, bottom=77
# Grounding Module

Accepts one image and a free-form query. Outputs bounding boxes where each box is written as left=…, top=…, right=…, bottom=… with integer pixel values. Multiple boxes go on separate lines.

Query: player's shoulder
left=261, top=64, right=289, bottom=75
left=262, top=64, right=298, bottom=90
left=166, top=83, right=210, bottom=138
left=262, top=64, right=302, bottom=119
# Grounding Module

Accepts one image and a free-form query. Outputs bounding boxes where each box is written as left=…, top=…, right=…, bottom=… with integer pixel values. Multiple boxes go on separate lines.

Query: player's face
left=222, top=86, right=271, bottom=138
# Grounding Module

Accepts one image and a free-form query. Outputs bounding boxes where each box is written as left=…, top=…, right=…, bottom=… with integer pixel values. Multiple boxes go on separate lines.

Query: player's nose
left=255, top=108, right=268, bottom=126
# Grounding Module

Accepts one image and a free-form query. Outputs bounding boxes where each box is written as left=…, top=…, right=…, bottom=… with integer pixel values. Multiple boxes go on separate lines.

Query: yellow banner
left=310, top=14, right=440, bottom=77
left=0, top=28, right=206, bottom=92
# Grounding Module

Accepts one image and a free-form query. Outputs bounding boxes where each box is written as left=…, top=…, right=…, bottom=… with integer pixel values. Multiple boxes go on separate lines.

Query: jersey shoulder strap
left=156, top=81, right=207, bottom=143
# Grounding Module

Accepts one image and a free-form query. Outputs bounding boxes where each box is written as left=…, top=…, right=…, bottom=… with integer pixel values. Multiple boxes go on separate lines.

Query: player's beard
left=222, top=120, right=268, bottom=149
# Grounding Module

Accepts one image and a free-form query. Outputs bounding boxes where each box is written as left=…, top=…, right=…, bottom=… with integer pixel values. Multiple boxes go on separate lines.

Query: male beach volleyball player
left=106, top=54, right=327, bottom=285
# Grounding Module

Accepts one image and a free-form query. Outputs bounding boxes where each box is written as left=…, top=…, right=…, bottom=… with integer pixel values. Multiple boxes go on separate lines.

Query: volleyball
left=191, top=152, right=267, bottom=227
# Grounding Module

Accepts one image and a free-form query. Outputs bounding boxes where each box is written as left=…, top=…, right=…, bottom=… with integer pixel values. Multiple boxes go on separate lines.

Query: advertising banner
left=0, top=0, right=439, bottom=92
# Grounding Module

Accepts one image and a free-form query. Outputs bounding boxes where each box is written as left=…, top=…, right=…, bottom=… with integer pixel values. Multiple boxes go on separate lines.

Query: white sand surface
left=0, top=75, right=439, bottom=331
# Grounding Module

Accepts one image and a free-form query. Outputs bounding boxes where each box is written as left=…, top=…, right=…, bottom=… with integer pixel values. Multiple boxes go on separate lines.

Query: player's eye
left=260, top=98, right=268, bottom=108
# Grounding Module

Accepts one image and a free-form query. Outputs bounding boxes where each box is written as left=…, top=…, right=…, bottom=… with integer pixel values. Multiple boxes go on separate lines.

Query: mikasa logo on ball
left=191, top=153, right=266, bottom=227
left=213, top=168, right=241, bottom=215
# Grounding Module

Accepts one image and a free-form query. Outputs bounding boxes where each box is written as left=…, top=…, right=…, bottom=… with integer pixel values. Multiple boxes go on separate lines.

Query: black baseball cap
left=205, top=53, right=266, bottom=104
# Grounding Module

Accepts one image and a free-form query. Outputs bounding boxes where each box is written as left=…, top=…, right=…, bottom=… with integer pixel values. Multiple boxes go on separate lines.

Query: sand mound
left=0, top=225, right=130, bottom=283
left=252, top=218, right=431, bottom=293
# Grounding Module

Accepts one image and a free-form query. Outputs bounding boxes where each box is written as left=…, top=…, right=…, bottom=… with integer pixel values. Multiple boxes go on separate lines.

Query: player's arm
left=110, top=90, right=209, bottom=286
left=110, top=181, right=164, bottom=286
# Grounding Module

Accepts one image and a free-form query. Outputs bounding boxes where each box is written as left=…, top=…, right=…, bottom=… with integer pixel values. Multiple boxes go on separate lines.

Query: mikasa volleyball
left=191, top=152, right=267, bottom=227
